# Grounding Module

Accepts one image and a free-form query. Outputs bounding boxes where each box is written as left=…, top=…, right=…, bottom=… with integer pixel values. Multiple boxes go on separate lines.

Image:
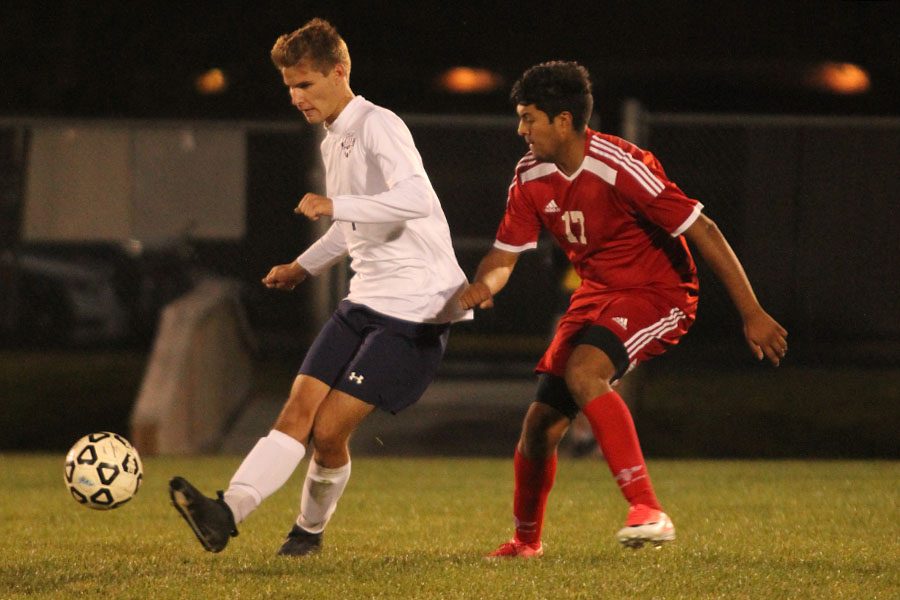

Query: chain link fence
left=3, top=111, right=898, bottom=457
left=625, top=103, right=900, bottom=365
left=0, top=116, right=560, bottom=362
left=3, top=109, right=897, bottom=365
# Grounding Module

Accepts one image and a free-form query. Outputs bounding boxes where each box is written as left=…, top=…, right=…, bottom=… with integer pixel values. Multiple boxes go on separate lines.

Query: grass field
left=1, top=456, right=897, bottom=599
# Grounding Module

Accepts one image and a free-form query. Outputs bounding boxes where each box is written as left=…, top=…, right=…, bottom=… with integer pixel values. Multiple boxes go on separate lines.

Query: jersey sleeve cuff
left=294, top=256, right=315, bottom=275
left=330, top=196, right=350, bottom=221
left=493, top=239, right=538, bottom=253
left=670, top=202, right=704, bottom=237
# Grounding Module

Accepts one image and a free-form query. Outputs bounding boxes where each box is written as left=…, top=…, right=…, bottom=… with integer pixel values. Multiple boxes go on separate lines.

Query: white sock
left=297, top=460, right=352, bottom=534
left=223, top=429, right=306, bottom=524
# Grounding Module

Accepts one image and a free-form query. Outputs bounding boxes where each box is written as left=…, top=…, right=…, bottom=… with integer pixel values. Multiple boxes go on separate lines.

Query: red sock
left=582, top=391, right=661, bottom=510
left=512, top=448, right=557, bottom=544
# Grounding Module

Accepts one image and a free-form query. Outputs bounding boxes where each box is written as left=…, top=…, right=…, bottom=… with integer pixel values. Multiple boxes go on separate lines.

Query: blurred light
left=123, top=239, right=143, bottom=257
left=436, top=67, right=503, bottom=94
left=195, top=68, right=228, bottom=95
left=808, top=62, right=870, bottom=95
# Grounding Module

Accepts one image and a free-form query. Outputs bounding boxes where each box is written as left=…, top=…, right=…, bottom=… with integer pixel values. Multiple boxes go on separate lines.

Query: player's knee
left=519, top=404, right=568, bottom=458
left=564, top=347, right=614, bottom=404
left=274, top=397, right=317, bottom=434
left=278, top=375, right=330, bottom=429
left=310, top=421, right=349, bottom=458
left=564, top=367, right=611, bottom=405
left=310, top=429, right=342, bottom=454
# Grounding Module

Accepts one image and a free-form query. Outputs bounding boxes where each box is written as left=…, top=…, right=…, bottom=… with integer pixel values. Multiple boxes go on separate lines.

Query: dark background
left=1, top=1, right=898, bottom=122
left=1, top=2, right=898, bottom=456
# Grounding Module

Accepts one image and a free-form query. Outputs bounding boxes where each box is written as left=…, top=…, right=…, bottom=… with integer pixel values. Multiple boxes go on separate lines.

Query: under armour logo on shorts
left=348, top=372, right=364, bottom=384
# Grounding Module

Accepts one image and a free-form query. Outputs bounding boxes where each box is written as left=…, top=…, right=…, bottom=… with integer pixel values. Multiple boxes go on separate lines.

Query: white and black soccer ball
left=64, top=432, right=143, bottom=510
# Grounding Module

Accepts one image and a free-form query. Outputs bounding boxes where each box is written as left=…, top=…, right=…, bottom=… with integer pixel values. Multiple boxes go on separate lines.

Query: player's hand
left=261, top=262, right=308, bottom=291
left=460, top=282, right=494, bottom=310
left=742, top=308, right=788, bottom=366
left=294, top=193, right=334, bottom=221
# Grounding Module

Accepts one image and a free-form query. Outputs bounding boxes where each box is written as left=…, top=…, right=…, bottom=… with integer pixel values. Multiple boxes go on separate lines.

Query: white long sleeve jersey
left=296, top=96, right=472, bottom=324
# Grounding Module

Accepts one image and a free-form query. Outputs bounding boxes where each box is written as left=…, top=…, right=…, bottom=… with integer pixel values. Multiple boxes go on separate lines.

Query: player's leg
left=487, top=375, right=572, bottom=559
left=278, top=389, right=374, bottom=556
left=565, top=341, right=663, bottom=508
left=218, top=304, right=370, bottom=526
left=564, top=376, right=636, bottom=457
left=221, top=374, right=330, bottom=523
left=565, top=303, right=688, bottom=548
left=281, top=302, right=451, bottom=556
left=169, top=303, right=363, bottom=552
left=169, top=376, right=331, bottom=553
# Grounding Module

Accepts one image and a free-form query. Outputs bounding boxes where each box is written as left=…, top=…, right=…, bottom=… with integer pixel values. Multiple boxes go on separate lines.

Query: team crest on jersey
left=340, top=132, right=357, bottom=157
left=612, top=317, right=629, bottom=330
left=544, top=199, right=561, bottom=213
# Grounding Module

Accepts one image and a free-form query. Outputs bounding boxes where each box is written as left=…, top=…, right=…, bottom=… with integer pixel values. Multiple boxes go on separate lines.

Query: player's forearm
left=686, top=215, right=762, bottom=320
left=474, top=265, right=512, bottom=297
left=296, top=223, right=348, bottom=276
left=331, top=176, right=432, bottom=223
left=473, top=248, right=519, bottom=297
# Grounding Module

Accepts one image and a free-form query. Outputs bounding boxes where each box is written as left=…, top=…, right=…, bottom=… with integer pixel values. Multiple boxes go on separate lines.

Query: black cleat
left=277, top=524, right=323, bottom=556
left=169, top=476, right=238, bottom=553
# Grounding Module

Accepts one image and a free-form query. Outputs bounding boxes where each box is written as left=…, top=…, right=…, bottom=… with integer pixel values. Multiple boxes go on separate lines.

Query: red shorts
left=537, top=285, right=697, bottom=378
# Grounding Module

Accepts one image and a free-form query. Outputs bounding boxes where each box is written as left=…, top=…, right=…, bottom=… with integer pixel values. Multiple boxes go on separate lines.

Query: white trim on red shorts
left=624, top=307, right=688, bottom=359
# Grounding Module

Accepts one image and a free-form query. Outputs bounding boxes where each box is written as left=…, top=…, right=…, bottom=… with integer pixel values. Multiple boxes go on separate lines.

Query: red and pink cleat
left=485, top=538, right=544, bottom=559
left=616, top=504, right=675, bottom=549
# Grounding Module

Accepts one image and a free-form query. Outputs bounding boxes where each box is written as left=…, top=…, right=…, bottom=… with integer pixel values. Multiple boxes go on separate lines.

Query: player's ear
left=550, top=111, right=572, bottom=132
left=554, top=111, right=574, bottom=131
left=332, top=62, right=349, bottom=80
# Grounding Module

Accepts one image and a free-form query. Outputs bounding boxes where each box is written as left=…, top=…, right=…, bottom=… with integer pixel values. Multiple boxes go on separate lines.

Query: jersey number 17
left=561, top=210, right=587, bottom=244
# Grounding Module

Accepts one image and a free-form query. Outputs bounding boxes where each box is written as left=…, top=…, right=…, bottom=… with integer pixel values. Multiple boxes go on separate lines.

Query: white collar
left=325, top=95, right=365, bottom=135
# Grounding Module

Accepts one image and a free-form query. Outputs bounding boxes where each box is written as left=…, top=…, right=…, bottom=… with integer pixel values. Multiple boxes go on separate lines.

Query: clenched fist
left=459, top=282, right=494, bottom=310
left=262, top=261, right=308, bottom=291
left=294, top=193, right=334, bottom=221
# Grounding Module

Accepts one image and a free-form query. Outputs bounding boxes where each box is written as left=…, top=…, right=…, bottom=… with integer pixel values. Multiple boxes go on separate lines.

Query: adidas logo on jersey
left=544, top=200, right=561, bottom=213
left=612, top=317, right=629, bottom=330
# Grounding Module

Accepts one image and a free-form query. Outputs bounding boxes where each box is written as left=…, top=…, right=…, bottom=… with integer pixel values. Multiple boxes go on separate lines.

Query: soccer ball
left=64, top=432, right=143, bottom=510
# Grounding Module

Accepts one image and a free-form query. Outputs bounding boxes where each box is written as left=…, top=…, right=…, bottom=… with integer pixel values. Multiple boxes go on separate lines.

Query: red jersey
left=495, top=129, right=701, bottom=298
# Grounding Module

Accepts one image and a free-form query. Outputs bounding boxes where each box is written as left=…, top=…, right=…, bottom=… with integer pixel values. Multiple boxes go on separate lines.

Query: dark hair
left=510, top=61, right=593, bottom=130
left=271, top=18, right=351, bottom=75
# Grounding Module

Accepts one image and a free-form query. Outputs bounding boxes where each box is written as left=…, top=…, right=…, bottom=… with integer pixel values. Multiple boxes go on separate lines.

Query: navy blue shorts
left=298, top=301, right=451, bottom=414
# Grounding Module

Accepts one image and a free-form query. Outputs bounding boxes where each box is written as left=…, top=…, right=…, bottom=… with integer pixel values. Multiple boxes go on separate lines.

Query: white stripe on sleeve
left=671, top=202, right=704, bottom=237
left=590, top=138, right=664, bottom=196
left=493, top=239, right=538, bottom=253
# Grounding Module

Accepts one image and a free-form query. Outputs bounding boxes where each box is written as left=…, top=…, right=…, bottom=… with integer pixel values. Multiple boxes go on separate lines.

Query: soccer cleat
left=169, top=476, right=238, bottom=553
left=277, top=524, right=323, bottom=556
left=485, top=538, right=544, bottom=559
left=616, top=504, right=675, bottom=549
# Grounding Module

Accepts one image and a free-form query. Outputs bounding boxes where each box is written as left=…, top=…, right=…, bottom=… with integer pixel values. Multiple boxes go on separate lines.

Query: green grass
left=1, top=456, right=897, bottom=599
